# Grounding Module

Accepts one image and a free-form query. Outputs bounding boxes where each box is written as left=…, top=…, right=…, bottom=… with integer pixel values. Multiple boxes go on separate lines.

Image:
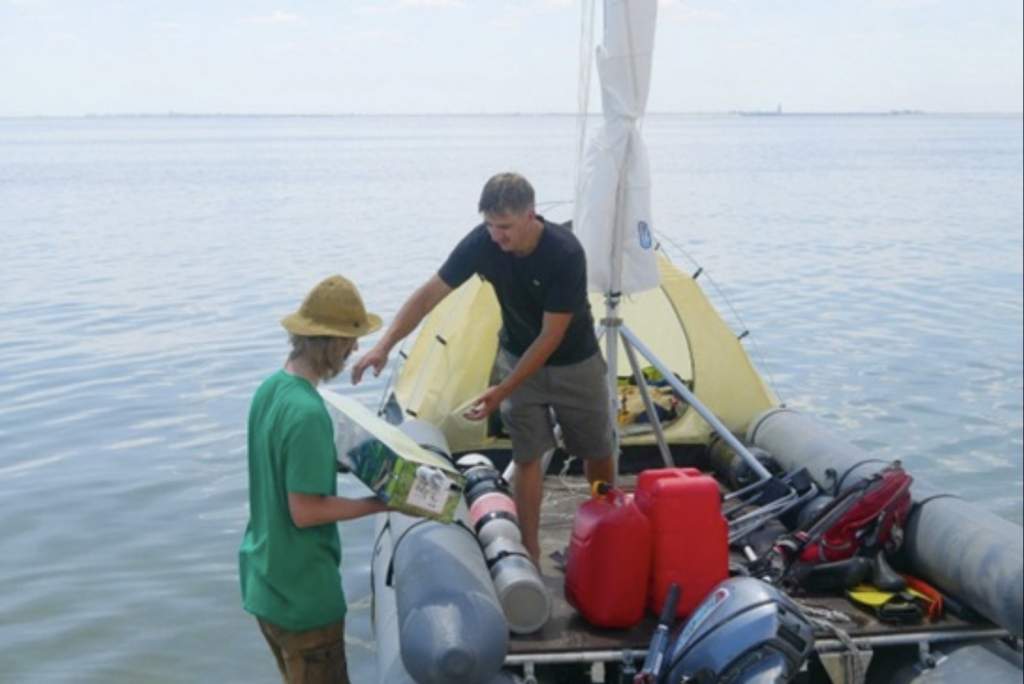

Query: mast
left=575, top=0, right=661, bottom=480
left=575, top=0, right=772, bottom=483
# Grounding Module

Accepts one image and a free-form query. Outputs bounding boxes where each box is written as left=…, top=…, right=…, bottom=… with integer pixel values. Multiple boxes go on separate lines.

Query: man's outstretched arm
left=351, top=274, right=452, bottom=384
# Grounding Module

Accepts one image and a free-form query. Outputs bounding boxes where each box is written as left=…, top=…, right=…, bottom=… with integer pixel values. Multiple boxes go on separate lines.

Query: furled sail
left=574, top=0, right=659, bottom=295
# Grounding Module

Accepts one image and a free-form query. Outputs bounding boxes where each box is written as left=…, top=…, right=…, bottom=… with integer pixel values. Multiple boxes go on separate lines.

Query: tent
left=390, top=250, right=778, bottom=456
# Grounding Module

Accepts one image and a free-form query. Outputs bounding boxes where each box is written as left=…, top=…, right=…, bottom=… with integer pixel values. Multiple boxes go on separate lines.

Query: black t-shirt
left=438, top=217, right=598, bottom=365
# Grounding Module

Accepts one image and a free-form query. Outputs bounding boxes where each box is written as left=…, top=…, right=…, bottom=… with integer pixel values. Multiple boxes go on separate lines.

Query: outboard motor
left=659, top=577, right=814, bottom=683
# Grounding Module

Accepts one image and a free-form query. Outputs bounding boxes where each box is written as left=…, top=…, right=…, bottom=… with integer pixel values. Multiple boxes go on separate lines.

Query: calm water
left=1, top=114, right=1021, bottom=683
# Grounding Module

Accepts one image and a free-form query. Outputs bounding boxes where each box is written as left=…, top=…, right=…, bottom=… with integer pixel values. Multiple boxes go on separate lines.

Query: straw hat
left=281, top=275, right=382, bottom=338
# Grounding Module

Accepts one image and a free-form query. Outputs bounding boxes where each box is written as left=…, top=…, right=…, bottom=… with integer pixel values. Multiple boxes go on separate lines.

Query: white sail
left=574, top=0, right=659, bottom=295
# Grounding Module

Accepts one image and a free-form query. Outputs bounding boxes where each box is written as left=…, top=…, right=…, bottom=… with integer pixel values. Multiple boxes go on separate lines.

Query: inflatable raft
left=357, top=2, right=1021, bottom=680
left=363, top=247, right=1022, bottom=684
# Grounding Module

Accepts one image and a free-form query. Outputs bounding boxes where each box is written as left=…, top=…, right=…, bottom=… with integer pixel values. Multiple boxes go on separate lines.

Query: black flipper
left=789, top=556, right=873, bottom=592
left=871, top=549, right=906, bottom=592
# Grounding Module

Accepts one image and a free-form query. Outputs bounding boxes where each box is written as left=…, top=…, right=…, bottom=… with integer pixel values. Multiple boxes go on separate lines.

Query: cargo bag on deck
left=789, top=462, right=913, bottom=564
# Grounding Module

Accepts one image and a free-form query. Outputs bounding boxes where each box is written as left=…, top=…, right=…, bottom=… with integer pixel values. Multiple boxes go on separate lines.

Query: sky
left=1, top=0, right=1021, bottom=117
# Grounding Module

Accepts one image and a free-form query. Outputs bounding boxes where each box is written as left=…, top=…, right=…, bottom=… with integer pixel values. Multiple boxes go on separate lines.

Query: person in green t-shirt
left=239, top=275, right=388, bottom=684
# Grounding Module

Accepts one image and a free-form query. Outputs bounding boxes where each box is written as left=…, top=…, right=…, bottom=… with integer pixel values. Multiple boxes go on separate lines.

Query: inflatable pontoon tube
left=748, top=408, right=1023, bottom=636
left=387, top=421, right=509, bottom=683
left=371, top=514, right=418, bottom=684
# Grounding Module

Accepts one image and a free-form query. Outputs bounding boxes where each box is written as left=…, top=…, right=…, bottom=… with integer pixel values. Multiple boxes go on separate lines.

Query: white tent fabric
left=574, top=0, right=659, bottom=295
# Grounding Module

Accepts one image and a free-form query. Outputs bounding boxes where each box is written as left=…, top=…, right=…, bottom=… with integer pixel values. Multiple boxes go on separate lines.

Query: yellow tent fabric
left=392, top=252, right=778, bottom=455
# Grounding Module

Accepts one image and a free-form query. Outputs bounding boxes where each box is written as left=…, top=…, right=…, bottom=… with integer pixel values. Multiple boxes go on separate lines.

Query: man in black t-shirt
left=352, top=173, right=614, bottom=566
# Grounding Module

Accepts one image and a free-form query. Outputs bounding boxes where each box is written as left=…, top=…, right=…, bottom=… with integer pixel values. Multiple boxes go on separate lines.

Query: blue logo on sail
left=637, top=221, right=653, bottom=249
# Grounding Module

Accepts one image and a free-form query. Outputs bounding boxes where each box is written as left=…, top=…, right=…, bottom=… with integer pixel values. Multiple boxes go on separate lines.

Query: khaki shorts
left=257, top=618, right=349, bottom=684
left=497, top=349, right=614, bottom=464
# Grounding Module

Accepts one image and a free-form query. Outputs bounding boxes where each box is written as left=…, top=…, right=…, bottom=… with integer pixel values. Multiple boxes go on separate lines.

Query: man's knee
left=513, top=459, right=543, bottom=498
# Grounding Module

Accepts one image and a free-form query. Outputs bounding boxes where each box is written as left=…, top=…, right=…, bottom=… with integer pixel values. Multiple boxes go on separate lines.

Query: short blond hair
left=288, top=334, right=354, bottom=381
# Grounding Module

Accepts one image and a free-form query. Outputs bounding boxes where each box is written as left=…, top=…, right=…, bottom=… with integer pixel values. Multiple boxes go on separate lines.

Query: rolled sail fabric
left=475, top=510, right=523, bottom=547
left=470, top=491, right=518, bottom=527
left=484, top=537, right=552, bottom=635
left=464, top=466, right=510, bottom=504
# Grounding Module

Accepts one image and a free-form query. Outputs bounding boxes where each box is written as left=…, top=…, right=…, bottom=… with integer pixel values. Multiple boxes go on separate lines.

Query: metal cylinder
left=483, top=537, right=552, bottom=635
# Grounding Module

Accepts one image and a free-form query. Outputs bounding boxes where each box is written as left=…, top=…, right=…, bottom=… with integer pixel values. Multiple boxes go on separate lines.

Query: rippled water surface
left=1, top=114, right=1021, bottom=683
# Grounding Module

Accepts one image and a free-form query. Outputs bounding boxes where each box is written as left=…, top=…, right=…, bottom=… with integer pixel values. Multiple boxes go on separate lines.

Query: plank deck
left=507, top=473, right=998, bottom=657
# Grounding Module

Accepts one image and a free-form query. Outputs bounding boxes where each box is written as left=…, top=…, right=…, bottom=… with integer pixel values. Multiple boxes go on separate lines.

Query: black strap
left=386, top=518, right=431, bottom=587
left=485, top=548, right=531, bottom=569
left=368, top=517, right=392, bottom=633
left=833, top=458, right=891, bottom=495
left=473, top=509, right=517, bottom=535
left=914, top=493, right=962, bottom=510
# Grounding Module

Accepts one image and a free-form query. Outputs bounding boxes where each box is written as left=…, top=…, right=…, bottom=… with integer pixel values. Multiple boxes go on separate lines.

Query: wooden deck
left=506, top=472, right=1004, bottom=660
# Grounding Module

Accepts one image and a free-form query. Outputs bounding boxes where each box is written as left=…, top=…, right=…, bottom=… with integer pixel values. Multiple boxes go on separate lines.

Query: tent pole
left=619, top=330, right=673, bottom=468
left=619, top=323, right=772, bottom=481
left=603, top=293, right=621, bottom=484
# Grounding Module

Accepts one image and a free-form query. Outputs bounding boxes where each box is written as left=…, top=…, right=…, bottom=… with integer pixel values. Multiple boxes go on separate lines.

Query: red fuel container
left=564, top=485, right=652, bottom=628
left=636, top=468, right=728, bottom=618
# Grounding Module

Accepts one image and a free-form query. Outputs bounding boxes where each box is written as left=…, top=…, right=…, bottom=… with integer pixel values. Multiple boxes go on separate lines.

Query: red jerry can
left=564, top=483, right=652, bottom=628
left=636, top=468, right=728, bottom=618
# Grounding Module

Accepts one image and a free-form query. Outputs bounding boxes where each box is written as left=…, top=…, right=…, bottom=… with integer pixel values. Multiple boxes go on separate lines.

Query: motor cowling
left=660, top=577, right=814, bottom=684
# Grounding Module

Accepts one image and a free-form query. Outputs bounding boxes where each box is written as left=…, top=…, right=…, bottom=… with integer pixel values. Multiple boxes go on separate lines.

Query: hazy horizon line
left=1, top=109, right=1022, bottom=121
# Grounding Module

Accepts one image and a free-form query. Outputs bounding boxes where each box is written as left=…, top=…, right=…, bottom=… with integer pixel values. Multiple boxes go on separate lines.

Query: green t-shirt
left=238, top=369, right=346, bottom=631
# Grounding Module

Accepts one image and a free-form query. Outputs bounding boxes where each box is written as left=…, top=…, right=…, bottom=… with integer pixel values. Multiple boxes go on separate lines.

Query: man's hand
left=350, top=275, right=453, bottom=386
left=351, top=345, right=388, bottom=385
left=464, top=385, right=506, bottom=421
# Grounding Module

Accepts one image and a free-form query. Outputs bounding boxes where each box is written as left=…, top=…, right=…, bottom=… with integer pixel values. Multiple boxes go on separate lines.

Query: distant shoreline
left=1, top=110, right=1022, bottom=120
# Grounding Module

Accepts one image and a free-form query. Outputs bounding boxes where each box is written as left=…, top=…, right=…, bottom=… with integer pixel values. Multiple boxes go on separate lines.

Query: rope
left=574, top=0, right=598, bottom=206
left=539, top=465, right=589, bottom=531
left=556, top=453, right=589, bottom=492
left=796, top=600, right=869, bottom=684
left=796, top=601, right=855, bottom=625
left=653, top=233, right=785, bottom=404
